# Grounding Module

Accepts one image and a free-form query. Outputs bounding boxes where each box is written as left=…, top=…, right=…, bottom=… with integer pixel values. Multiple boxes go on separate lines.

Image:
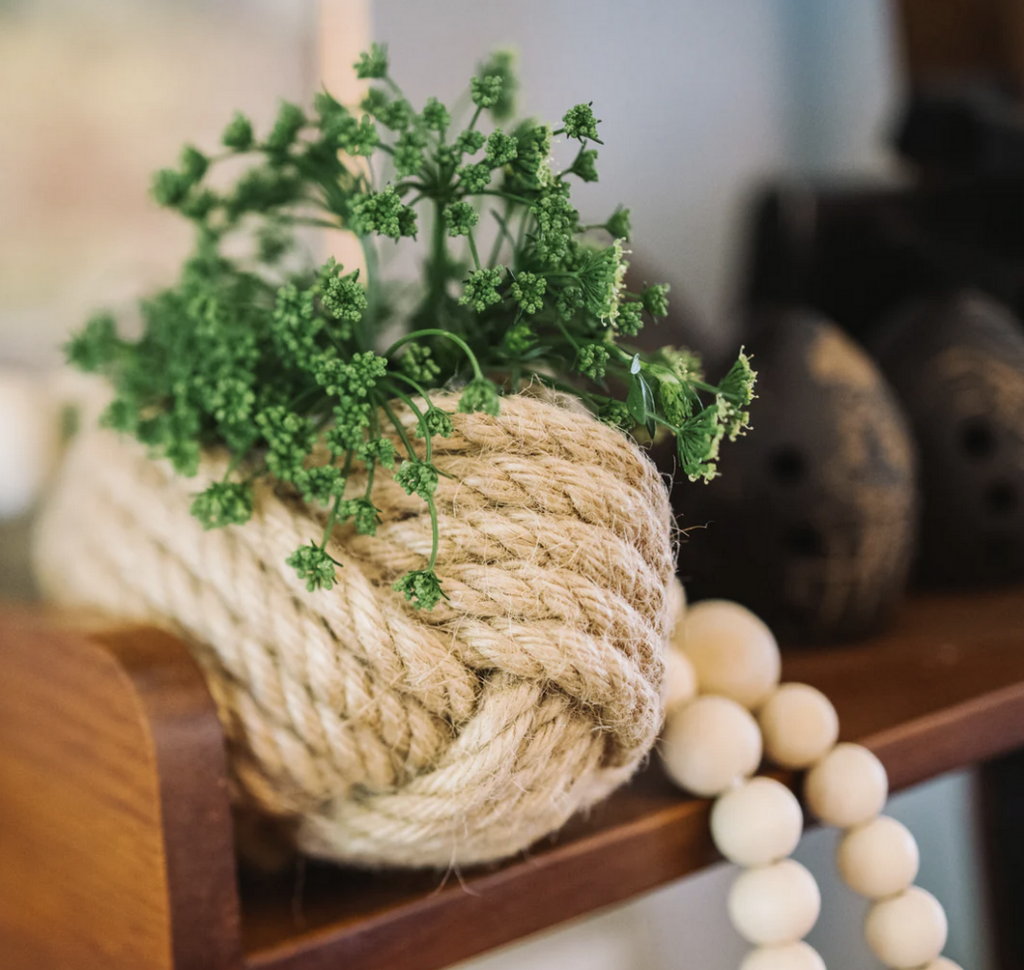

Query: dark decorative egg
left=871, top=291, right=1024, bottom=586
left=673, top=309, right=917, bottom=643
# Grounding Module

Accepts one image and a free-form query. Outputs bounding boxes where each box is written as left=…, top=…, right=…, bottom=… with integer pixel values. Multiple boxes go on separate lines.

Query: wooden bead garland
left=661, top=695, right=762, bottom=798
left=864, top=887, right=948, bottom=969
left=738, top=942, right=826, bottom=970
left=804, top=743, right=888, bottom=828
left=728, top=859, right=821, bottom=945
left=758, top=684, right=838, bottom=770
left=660, top=597, right=958, bottom=970
left=837, top=816, right=919, bottom=899
left=711, top=777, right=803, bottom=867
left=682, top=600, right=782, bottom=709
left=664, top=649, right=698, bottom=714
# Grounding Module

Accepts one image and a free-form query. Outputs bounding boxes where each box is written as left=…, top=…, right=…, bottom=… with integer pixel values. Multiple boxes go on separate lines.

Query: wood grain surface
left=0, top=608, right=242, bottom=970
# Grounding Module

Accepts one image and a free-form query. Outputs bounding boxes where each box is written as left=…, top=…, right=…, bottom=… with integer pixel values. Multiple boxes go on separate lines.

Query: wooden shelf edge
left=243, top=587, right=1024, bottom=970
left=244, top=686, right=1024, bottom=970
left=6, top=588, right=1024, bottom=970
left=866, top=680, right=1024, bottom=791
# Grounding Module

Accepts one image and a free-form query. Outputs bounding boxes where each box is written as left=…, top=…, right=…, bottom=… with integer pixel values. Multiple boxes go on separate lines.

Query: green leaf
left=626, top=373, right=654, bottom=426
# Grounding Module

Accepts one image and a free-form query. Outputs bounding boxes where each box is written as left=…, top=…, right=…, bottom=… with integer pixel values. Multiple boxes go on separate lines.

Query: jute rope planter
left=35, top=393, right=676, bottom=868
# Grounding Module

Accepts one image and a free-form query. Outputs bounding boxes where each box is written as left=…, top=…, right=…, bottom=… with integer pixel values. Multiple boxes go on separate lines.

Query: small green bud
left=562, top=102, right=600, bottom=141
left=151, top=168, right=190, bottom=208
left=456, top=129, right=486, bottom=156
left=503, top=322, right=538, bottom=354
left=444, top=200, right=479, bottom=238
left=459, top=267, right=504, bottom=312
left=458, top=378, right=501, bottom=416
left=222, top=112, right=254, bottom=150
left=179, top=145, right=208, bottom=183
left=476, top=50, right=517, bottom=121
left=339, top=497, right=380, bottom=535
left=641, top=283, right=671, bottom=318
left=576, top=343, right=611, bottom=380
left=457, top=161, right=491, bottom=193
left=399, top=343, right=441, bottom=382
left=266, top=101, right=305, bottom=151
left=191, top=481, right=253, bottom=530
left=392, top=568, right=446, bottom=610
left=509, top=272, right=546, bottom=315
left=605, top=205, right=631, bottom=240
left=422, top=97, right=451, bottom=132
left=598, top=400, right=633, bottom=431
left=287, top=543, right=339, bottom=592
left=615, top=302, right=644, bottom=337
left=65, top=313, right=118, bottom=373
left=485, top=129, right=518, bottom=167
left=376, top=98, right=414, bottom=131
left=354, top=42, right=388, bottom=80
left=421, top=407, right=454, bottom=438
left=394, top=459, right=439, bottom=500
left=352, top=185, right=417, bottom=240
left=569, top=148, right=598, bottom=183
left=470, top=74, right=503, bottom=108
left=394, top=130, right=427, bottom=177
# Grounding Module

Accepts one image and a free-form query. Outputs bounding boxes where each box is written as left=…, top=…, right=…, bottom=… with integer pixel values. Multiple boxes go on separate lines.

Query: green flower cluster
left=67, top=43, right=755, bottom=606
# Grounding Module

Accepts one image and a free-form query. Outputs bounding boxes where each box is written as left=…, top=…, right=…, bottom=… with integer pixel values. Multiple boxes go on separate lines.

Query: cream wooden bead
left=865, top=887, right=948, bottom=969
left=661, top=695, right=762, bottom=797
left=728, top=859, right=821, bottom=945
left=739, top=942, right=826, bottom=970
left=921, top=960, right=963, bottom=970
left=837, top=816, right=919, bottom=899
left=805, top=743, right=887, bottom=828
left=667, top=576, right=688, bottom=643
left=682, top=600, right=781, bottom=709
left=663, top=649, right=698, bottom=714
left=758, top=684, right=839, bottom=769
left=711, top=777, right=803, bottom=867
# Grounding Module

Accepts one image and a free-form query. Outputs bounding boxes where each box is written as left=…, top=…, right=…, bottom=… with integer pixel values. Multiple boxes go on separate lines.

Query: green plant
left=66, top=44, right=755, bottom=607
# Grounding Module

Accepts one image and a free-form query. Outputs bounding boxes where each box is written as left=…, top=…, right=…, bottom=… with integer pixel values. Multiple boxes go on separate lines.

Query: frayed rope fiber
left=34, top=393, right=675, bottom=867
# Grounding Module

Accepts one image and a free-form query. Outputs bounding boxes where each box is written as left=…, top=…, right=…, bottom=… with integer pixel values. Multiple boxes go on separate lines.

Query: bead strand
left=660, top=599, right=826, bottom=968
left=660, top=593, right=963, bottom=970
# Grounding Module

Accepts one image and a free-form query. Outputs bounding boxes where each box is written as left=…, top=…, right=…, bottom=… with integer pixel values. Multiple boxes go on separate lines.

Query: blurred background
left=3, top=0, right=1022, bottom=966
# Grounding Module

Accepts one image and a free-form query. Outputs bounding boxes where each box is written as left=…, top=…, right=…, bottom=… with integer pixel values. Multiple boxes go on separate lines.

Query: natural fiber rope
left=34, top=393, right=675, bottom=867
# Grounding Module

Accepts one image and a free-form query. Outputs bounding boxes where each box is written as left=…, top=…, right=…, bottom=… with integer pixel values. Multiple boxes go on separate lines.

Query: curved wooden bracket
left=0, top=607, right=242, bottom=970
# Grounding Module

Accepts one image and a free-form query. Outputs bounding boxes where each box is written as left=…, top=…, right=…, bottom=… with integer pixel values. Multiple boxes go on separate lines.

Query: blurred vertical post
left=777, top=0, right=899, bottom=175
left=318, top=0, right=370, bottom=271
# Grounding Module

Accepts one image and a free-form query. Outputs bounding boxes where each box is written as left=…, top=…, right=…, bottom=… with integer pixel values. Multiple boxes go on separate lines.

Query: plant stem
left=319, top=449, right=354, bottom=545
left=425, top=494, right=440, bottom=569
left=553, top=317, right=581, bottom=351
left=466, top=229, right=482, bottom=271
left=487, top=204, right=514, bottom=268
left=358, top=234, right=380, bottom=346
left=430, top=198, right=447, bottom=304
left=380, top=399, right=416, bottom=460
left=321, top=494, right=344, bottom=546
left=381, top=380, right=432, bottom=463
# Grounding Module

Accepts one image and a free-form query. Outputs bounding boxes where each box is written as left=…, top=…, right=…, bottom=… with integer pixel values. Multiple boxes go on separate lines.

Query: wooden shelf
left=239, top=587, right=1024, bottom=970
left=4, top=586, right=1024, bottom=970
